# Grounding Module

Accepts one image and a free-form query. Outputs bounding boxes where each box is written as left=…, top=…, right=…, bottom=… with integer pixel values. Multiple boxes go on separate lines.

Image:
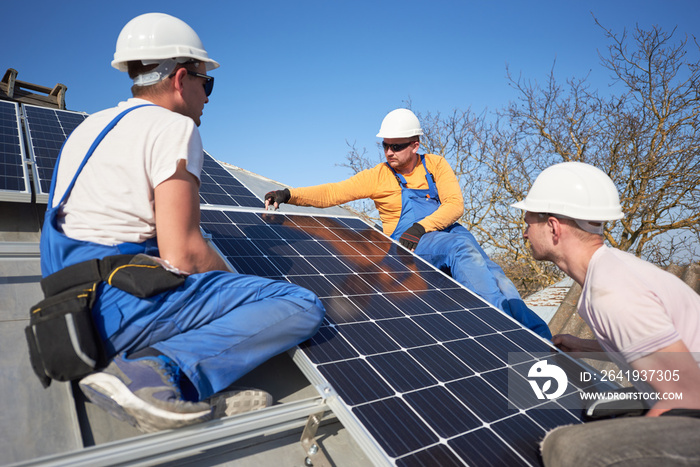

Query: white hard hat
left=511, top=161, right=624, bottom=222
left=376, top=108, right=424, bottom=138
left=112, top=13, right=219, bottom=73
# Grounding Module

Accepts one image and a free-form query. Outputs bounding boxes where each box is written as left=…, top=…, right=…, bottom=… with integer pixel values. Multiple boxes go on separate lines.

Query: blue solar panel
left=0, top=100, right=30, bottom=202
left=199, top=151, right=263, bottom=208
left=23, top=104, right=88, bottom=203
left=23, top=106, right=261, bottom=208
left=199, top=208, right=597, bottom=466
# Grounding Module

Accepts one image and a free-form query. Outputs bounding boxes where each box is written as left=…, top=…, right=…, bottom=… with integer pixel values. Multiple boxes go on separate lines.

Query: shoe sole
left=208, top=388, right=273, bottom=418
left=79, top=373, right=212, bottom=433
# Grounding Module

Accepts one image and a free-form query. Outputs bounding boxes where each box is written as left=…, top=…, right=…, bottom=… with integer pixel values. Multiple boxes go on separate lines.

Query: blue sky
left=5, top=1, right=699, bottom=187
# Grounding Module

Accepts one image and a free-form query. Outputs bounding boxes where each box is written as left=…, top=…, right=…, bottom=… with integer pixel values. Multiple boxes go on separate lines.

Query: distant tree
left=342, top=22, right=700, bottom=296
left=341, top=142, right=383, bottom=227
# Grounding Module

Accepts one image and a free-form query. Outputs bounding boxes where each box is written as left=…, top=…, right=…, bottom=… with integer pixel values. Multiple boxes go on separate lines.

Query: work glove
left=399, top=223, right=426, bottom=251
left=264, top=188, right=291, bottom=209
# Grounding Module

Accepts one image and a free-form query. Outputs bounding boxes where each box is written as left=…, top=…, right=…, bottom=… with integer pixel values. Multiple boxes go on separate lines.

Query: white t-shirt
left=53, top=98, right=203, bottom=245
left=579, top=246, right=700, bottom=373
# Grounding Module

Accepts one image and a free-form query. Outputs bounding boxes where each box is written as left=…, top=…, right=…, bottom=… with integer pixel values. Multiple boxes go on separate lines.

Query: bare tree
left=342, top=23, right=700, bottom=296
left=342, top=141, right=383, bottom=227
left=500, top=22, right=700, bottom=264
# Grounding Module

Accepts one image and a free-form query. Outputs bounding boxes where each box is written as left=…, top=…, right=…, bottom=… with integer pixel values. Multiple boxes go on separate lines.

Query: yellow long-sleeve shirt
left=290, top=154, right=464, bottom=236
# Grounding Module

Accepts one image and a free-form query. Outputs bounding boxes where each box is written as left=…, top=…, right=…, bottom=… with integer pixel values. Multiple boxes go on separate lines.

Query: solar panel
left=199, top=151, right=263, bottom=208
left=23, top=106, right=260, bottom=208
left=23, top=104, right=88, bottom=203
left=0, top=100, right=31, bottom=202
left=199, top=207, right=599, bottom=466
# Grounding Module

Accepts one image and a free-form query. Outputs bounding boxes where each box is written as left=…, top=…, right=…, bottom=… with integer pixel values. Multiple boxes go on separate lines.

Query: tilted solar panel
left=200, top=151, right=263, bottom=208
left=0, top=100, right=31, bottom=202
left=199, top=207, right=598, bottom=466
left=22, top=106, right=261, bottom=208
left=22, top=104, right=88, bottom=203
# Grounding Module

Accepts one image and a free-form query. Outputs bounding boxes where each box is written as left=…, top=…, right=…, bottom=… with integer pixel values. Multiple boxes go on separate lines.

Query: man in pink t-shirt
left=512, top=161, right=700, bottom=466
left=580, top=246, right=700, bottom=384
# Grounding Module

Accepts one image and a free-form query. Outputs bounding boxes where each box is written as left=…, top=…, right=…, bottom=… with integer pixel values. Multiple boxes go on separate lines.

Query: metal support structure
left=291, top=350, right=393, bottom=467
left=9, top=397, right=329, bottom=467
left=301, top=411, right=331, bottom=467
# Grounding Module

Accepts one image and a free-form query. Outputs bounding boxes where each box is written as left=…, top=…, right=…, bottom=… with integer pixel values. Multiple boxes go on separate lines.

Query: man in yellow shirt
left=265, top=109, right=550, bottom=339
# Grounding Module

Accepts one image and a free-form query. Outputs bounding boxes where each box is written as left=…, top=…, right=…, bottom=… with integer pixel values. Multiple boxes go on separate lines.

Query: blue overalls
left=41, top=104, right=325, bottom=400
left=388, top=156, right=551, bottom=339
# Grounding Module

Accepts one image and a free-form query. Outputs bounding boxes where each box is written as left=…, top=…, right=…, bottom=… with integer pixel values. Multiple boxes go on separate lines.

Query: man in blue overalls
left=41, top=13, right=325, bottom=432
left=265, top=108, right=551, bottom=339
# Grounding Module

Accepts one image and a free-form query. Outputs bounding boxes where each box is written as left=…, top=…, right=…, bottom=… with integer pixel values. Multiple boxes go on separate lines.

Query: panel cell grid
left=23, top=104, right=88, bottom=201
left=200, top=208, right=593, bottom=466
left=199, top=151, right=263, bottom=208
left=0, top=100, right=30, bottom=201
left=23, top=106, right=261, bottom=208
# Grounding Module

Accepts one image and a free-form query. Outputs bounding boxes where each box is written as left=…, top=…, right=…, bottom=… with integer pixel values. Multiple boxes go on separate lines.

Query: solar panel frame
left=199, top=206, right=609, bottom=466
left=22, top=104, right=88, bottom=203
left=0, top=100, right=31, bottom=202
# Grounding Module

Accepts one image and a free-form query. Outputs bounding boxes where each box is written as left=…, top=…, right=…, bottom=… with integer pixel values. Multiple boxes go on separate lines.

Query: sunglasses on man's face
left=382, top=141, right=414, bottom=152
left=186, top=70, right=214, bottom=97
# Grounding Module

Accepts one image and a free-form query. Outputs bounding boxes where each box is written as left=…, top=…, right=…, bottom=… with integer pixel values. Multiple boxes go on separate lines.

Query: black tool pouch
left=25, top=282, right=104, bottom=388
left=26, top=254, right=187, bottom=388
left=103, top=254, right=186, bottom=298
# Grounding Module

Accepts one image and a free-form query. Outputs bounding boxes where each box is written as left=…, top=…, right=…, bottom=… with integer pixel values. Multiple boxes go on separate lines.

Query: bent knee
left=282, top=294, right=326, bottom=329
left=307, top=301, right=326, bottom=328
left=541, top=424, right=581, bottom=466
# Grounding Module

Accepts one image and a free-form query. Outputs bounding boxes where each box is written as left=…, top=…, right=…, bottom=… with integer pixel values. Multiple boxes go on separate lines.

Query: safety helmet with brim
left=511, top=161, right=624, bottom=226
left=112, top=12, right=219, bottom=85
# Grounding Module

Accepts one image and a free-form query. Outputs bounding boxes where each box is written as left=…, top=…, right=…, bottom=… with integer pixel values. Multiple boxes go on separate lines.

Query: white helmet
left=511, top=161, right=624, bottom=222
left=376, top=108, right=423, bottom=138
left=112, top=13, right=219, bottom=73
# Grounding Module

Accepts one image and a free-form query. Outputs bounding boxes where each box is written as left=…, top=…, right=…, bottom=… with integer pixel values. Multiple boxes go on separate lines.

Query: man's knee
left=279, top=292, right=326, bottom=335
left=304, top=298, right=326, bottom=328
left=418, top=231, right=486, bottom=267
left=541, top=424, right=584, bottom=466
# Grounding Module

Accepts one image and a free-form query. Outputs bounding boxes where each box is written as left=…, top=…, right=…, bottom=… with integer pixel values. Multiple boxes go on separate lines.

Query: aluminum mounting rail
left=9, top=396, right=330, bottom=467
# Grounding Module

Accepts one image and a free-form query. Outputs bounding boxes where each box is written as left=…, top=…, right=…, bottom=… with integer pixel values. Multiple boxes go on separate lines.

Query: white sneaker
left=206, top=388, right=273, bottom=418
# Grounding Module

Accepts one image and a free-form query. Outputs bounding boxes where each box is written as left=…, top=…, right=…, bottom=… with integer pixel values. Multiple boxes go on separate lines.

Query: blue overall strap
left=48, top=104, right=154, bottom=208
left=385, top=154, right=440, bottom=201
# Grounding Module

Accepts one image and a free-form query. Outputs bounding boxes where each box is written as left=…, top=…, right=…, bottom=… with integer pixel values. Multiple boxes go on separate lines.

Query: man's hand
left=264, top=188, right=291, bottom=210
left=552, top=334, right=607, bottom=359
left=399, top=223, right=426, bottom=251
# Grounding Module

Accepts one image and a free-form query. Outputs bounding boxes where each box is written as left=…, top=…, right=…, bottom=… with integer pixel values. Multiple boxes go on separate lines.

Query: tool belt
left=26, top=254, right=186, bottom=388
left=583, top=387, right=649, bottom=420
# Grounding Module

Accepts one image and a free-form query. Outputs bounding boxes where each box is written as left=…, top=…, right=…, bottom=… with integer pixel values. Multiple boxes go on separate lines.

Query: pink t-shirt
left=579, top=246, right=700, bottom=371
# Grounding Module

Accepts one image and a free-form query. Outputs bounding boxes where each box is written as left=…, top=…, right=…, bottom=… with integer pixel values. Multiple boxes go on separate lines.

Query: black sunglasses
left=382, top=141, right=414, bottom=152
left=186, top=70, right=215, bottom=97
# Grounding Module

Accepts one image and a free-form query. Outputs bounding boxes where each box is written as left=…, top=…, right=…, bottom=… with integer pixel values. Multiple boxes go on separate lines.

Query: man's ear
left=548, top=216, right=563, bottom=243
left=171, top=67, right=187, bottom=95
